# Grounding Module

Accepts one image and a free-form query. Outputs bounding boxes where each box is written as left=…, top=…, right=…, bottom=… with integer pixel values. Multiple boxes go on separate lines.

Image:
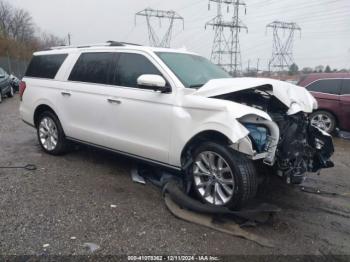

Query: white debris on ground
left=83, top=242, right=100, bottom=253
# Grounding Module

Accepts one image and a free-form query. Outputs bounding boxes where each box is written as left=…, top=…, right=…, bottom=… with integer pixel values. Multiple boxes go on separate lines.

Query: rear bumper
left=19, top=104, right=35, bottom=127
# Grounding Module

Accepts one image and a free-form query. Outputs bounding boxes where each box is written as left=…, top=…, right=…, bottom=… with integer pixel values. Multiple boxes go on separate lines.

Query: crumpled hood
left=193, top=77, right=318, bottom=114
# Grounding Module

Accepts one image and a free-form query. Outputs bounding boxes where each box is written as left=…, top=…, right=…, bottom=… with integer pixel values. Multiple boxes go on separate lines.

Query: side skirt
left=66, top=137, right=182, bottom=173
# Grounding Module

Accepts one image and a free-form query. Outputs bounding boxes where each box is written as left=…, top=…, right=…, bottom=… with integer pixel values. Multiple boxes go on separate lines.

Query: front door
left=103, top=52, right=174, bottom=164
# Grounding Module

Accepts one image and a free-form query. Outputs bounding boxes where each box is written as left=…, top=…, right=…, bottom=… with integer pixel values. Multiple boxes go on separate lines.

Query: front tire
left=37, top=111, right=68, bottom=155
left=7, top=86, right=14, bottom=98
left=191, top=142, right=258, bottom=210
left=310, top=110, right=336, bottom=134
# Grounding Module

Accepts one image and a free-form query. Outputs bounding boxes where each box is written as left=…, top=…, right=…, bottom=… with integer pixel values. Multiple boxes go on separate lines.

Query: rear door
left=340, top=79, right=350, bottom=131
left=62, top=52, right=118, bottom=145
left=306, top=79, right=341, bottom=115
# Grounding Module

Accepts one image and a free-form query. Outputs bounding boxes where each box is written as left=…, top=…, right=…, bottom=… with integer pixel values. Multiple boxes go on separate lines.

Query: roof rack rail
left=50, top=41, right=142, bottom=50
left=106, top=41, right=142, bottom=46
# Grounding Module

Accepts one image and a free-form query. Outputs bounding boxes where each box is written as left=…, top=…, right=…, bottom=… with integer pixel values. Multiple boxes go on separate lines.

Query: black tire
left=310, top=110, right=336, bottom=134
left=190, top=142, right=258, bottom=210
left=7, top=85, right=14, bottom=98
left=0, top=91, right=2, bottom=103
left=36, top=111, right=69, bottom=155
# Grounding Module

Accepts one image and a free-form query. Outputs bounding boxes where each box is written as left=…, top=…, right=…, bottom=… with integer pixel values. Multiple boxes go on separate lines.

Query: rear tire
left=190, top=142, right=258, bottom=210
left=36, top=111, right=69, bottom=155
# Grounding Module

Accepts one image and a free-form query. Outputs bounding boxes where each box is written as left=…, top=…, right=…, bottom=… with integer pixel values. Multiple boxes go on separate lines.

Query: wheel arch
left=180, top=130, right=233, bottom=166
left=33, top=104, right=61, bottom=128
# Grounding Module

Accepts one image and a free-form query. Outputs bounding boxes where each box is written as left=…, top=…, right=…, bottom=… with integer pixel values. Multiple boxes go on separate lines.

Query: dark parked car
left=0, top=67, right=14, bottom=103
left=10, top=74, right=20, bottom=92
left=298, top=73, right=350, bottom=133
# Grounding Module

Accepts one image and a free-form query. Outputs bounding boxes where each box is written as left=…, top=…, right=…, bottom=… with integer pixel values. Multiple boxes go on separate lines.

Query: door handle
left=107, top=98, right=122, bottom=105
left=61, top=91, right=71, bottom=97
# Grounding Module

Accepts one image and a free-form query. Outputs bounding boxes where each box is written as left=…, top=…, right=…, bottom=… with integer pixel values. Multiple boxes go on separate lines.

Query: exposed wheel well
left=180, top=130, right=232, bottom=166
left=33, top=105, right=58, bottom=128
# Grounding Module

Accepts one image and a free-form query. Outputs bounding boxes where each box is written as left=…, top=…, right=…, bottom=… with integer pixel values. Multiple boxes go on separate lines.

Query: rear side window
left=115, top=53, right=161, bottom=88
left=341, top=79, right=350, bottom=95
left=306, top=79, right=342, bottom=95
left=25, top=54, right=67, bottom=79
left=69, top=53, right=116, bottom=85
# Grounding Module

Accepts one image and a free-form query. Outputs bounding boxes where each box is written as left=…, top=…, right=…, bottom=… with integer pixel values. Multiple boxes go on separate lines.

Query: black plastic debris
left=131, top=164, right=281, bottom=224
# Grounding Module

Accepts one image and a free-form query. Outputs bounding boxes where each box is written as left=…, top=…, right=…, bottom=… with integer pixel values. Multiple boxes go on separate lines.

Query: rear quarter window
left=306, top=79, right=342, bottom=95
left=25, top=54, right=68, bottom=79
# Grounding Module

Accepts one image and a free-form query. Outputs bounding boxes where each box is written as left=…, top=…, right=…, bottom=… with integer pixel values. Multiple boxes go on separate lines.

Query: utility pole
left=266, top=21, right=301, bottom=72
left=6, top=50, right=12, bottom=74
left=68, top=33, right=71, bottom=46
left=247, top=59, right=250, bottom=74
left=135, top=8, right=184, bottom=48
left=206, top=0, right=247, bottom=76
left=256, top=58, right=260, bottom=75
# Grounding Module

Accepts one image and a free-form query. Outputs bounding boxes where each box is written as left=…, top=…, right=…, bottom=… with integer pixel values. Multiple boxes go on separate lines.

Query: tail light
left=19, top=81, right=26, bottom=101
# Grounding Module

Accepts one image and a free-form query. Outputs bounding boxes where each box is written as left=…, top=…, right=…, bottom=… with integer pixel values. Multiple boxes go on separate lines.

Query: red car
left=298, top=73, right=350, bottom=133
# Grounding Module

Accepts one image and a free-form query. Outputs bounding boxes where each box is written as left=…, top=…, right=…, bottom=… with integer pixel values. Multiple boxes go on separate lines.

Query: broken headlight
left=244, top=124, right=269, bottom=153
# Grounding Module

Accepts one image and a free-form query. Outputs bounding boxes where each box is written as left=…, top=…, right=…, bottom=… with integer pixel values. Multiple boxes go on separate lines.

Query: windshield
left=156, top=52, right=230, bottom=89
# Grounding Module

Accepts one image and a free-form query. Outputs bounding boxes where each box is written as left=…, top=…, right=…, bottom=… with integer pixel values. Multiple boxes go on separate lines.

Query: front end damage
left=195, top=78, right=335, bottom=184
left=272, top=113, right=334, bottom=184
left=237, top=112, right=334, bottom=184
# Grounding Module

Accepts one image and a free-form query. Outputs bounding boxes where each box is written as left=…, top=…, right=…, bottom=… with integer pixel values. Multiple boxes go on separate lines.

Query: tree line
left=0, top=0, right=65, bottom=60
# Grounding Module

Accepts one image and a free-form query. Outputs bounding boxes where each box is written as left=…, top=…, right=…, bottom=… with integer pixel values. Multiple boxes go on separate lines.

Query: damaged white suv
left=20, top=42, right=334, bottom=209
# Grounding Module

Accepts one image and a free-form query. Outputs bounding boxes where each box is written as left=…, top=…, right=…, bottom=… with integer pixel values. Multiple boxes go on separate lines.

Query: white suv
left=20, top=41, right=334, bottom=209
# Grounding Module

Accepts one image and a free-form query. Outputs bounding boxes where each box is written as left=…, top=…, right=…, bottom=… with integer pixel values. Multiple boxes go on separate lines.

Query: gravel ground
left=1, top=96, right=350, bottom=258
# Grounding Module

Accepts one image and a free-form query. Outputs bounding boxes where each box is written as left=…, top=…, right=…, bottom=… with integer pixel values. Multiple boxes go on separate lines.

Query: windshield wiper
left=189, top=84, right=205, bottom=89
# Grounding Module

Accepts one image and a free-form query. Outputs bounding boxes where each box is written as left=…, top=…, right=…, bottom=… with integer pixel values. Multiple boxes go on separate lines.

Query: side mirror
left=137, top=74, right=170, bottom=93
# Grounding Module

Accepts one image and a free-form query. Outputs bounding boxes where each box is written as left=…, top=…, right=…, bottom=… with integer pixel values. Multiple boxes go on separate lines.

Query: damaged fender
left=170, top=93, right=271, bottom=167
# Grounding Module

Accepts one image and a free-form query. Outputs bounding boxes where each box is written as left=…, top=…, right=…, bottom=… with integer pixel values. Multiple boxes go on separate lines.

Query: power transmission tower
left=266, top=21, right=301, bottom=72
left=135, top=8, right=184, bottom=48
left=206, top=0, right=247, bottom=76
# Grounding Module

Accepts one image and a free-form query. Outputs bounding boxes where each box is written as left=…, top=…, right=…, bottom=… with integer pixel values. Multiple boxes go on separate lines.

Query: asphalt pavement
left=1, top=96, right=350, bottom=258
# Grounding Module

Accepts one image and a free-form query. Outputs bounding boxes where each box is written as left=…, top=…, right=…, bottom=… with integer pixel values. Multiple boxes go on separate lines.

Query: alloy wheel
left=39, top=117, right=58, bottom=151
left=311, top=113, right=333, bottom=133
left=193, top=151, right=235, bottom=206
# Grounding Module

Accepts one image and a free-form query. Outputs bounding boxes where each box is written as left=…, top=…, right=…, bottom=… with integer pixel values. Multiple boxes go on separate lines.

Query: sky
left=10, top=0, right=350, bottom=71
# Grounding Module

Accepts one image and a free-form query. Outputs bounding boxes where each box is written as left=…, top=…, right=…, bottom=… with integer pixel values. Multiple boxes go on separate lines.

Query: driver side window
left=114, top=53, right=161, bottom=88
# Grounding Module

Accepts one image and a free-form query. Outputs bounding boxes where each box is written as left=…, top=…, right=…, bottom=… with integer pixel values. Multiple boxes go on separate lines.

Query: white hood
left=193, top=77, right=318, bottom=114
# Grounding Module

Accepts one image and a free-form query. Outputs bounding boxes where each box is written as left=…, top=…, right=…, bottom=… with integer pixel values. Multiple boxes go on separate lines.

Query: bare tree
left=10, top=8, right=35, bottom=42
left=38, top=32, right=66, bottom=50
left=0, top=0, right=13, bottom=37
left=0, top=0, right=65, bottom=60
